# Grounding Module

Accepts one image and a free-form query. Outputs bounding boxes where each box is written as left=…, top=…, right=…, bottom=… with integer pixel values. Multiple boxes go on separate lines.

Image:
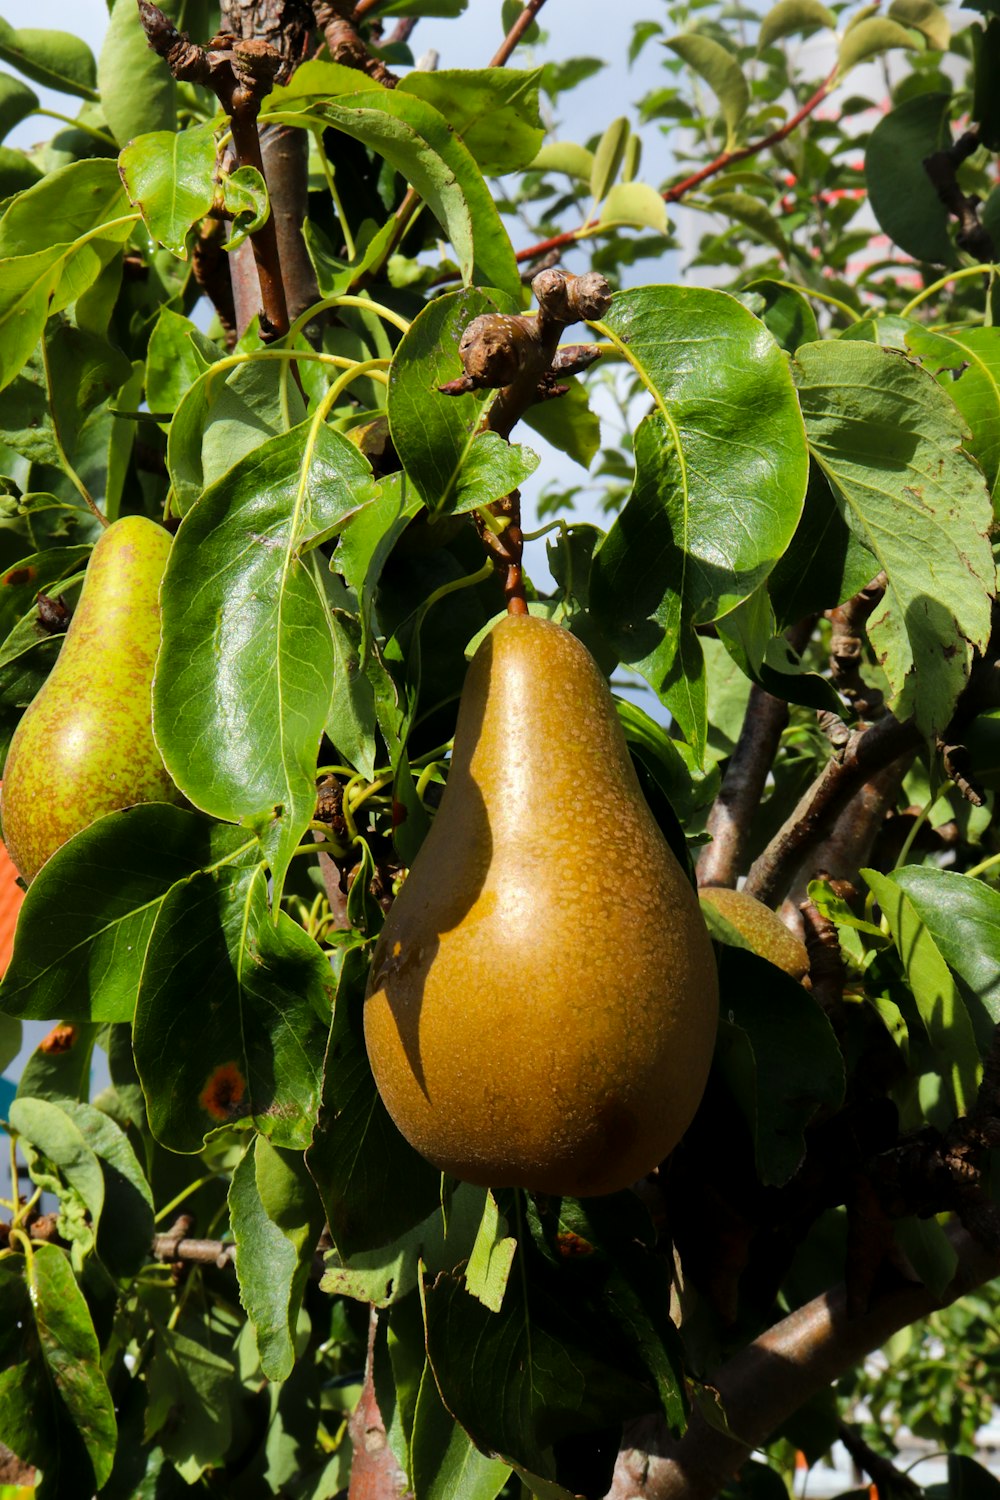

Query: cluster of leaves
left=0, top=0, right=998, bottom=1496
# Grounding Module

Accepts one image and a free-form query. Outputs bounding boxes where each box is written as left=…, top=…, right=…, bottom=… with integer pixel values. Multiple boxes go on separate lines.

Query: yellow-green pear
left=699, top=886, right=809, bottom=981
left=1, top=515, right=180, bottom=882
left=364, top=613, right=719, bottom=1197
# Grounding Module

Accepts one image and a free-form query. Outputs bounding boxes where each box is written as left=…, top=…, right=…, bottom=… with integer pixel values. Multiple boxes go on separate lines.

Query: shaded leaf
left=411, top=1364, right=512, bottom=1500
left=0, top=73, right=38, bottom=143
left=866, top=93, right=957, bottom=265
left=666, top=34, right=749, bottom=147
left=523, top=376, right=601, bottom=470
left=144, top=1328, right=234, bottom=1482
left=792, top=340, right=994, bottom=735
left=890, top=866, right=1000, bottom=1049
left=0, top=1244, right=116, bottom=1489
left=98, top=0, right=175, bottom=146
left=133, top=862, right=333, bottom=1151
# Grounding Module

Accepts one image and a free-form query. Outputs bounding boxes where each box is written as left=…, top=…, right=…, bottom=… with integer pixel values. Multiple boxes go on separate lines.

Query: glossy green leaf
left=398, top=68, right=544, bottom=175
left=0, top=72, right=38, bottom=143
left=758, top=0, right=836, bottom=50
left=133, top=862, right=333, bottom=1152
left=119, top=122, right=218, bottom=259
left=388, top=286, right=518, bottom=512
left=715, top=947, right=845, bottom=1185
left=529, top=140, right=594, bottom=180
left=155, top=420, right=375, bottom=900
left=0, top=20, right=98, bottom=100
left=599, top=180, right=669, bottom=233
left=145, top=1328, right=234, bottom=1482
left=98, top=0, right=175, bottom=147
left=145, top=305, right=221, bottom=420
left=411, top=1365, right=512, bottom=1500
left=306, top=946, right=440, bottom=1257
left=838, top=16, right=920, bottom=70
left=328, top=606, right=377, bottom=779
left=745, top=279, right=819, bottom=353
left=0, top=157, right=128, bottom=259
left=0, top=806, right=253, bottom=1023
left=863, top=868, right=982, bottom=1125
left=591, top=116, right=630, bottom=203
left=666, top=34, right=749, bottom=147
left=890, top=866, right=1000, bottom=1045
left=452, top=431, right=539, bottom=512
left=230, top=1136, right=325, bottom=1382
left=888, top=0, right=949, bottom=47
left=866, top=93, right=957, bottom=266
left=58, top=1098, right=154, bottom=1278
left=906, top=325, right=1000, bottom=510
left=0, top=544, right=90, bottom=639
left=0, top=1244, right=116, bottom=1489
left=295, top=92, right=520, bottom=297
left=590, top=285, right=808, bottom=755
left=793, top=340, right=994, bottom=735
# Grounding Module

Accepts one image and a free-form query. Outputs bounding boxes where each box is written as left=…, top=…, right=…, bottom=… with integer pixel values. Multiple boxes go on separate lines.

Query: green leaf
left=890, top=866, right=1000, bottom=1047
left=888, top=0, right=949, bottom=48
left=838, top=16, right=921, bottom=70
left=616, top=697, right=697, bottom=823
left=16, top=1022, right=98, bottom=1105
left=222, top=163, right=269, bottom=250
left=145, top=1328, right=234, bottom=1482
left=0, top=156, right=126, bottom=260
left=145, top=305, right=221, bottom=419
left=154, top=420, right=376, bottom=901
left=119, top=121, right=218, bottom=259
left=230, top=1135, right=325, bottom=1381
left=523, top=376, right=601, bottom=470
left=0, top=544, right=91, bottom=639
left=865, top=94, right=957, bottom=266
left=133, top=862, right=333, bottom=1151
left=715, top=947, right=845, bottom=1185
left=0, top=73, right=38, bottom=143
left=744, top=278, right=819, bottom=352
left=398, top=69, right=544, bottom=175
left=906, top=325, right=1000, bottom=510
left=0, top=145, right=40, bottom=196
left=863, top=868, right=983, bottom=1125
left=0, top=805, right=253, bottom=1023
left=792, top=340, right=994, bottom=735
left=893, top=1214, right=958, bottom=1295
left=529, top=140, right=594, bottom=181
left=452, top=431, right=539, bottom=513
left=710, top=191, right=788, bottom=255
left=590, top=286, right=809, bottom=757
left=98, top=0, right=176, bottom=146
left=9, top=1096, right=105, bottom=1261
left=758, top=0, right=836, bottom=50
left=306, top=945, right=440, bottom=1257
left=328, top=607, right=377, bottom=779
left=335, top=472, right=424, bottom=654
left=58, top=1098, right=154, bottom=1279
left=411, top=1365, right=512, bottom=1500
left=590, top=116, right=630, bottom=203
left=599, top=181, right=669, bottom=234
left=0, top=20, right=98, bottom=100
left=666, top=34, right=749, bottom=147
left=387, top=286, right=518, bottom=512
left=300, top=92, right=520, bottom=297
left=465, top=1189, right=517, bottom=1313
left=0, top=1244, right=116, bottom=1489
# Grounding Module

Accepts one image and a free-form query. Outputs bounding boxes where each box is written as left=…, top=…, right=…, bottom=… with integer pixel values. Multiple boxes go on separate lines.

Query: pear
left=364, top=614, right=719, bottom=1197
left=699, top=886, right=809, bottom=981
left=1, top=516, right=180, bottom=882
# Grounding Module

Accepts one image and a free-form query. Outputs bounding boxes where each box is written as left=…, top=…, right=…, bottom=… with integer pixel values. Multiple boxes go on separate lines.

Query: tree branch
left=605, top=1227, right=1000, bottom=1500
left=489, top=0, right=549, bottom=69
left=512, top=67, right=840, bottom=266
left=836, top=1420, right=921, bottom=1499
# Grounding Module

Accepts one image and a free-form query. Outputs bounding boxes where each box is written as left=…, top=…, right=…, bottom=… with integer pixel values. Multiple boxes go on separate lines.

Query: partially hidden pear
left=1, top=515, right=180, bottom=882
left=364, top=614, right=719, bottom=1197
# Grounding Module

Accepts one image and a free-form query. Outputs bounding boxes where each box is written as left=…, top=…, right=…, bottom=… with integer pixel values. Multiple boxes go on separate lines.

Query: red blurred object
left=0, top=835, right=24, bottom=975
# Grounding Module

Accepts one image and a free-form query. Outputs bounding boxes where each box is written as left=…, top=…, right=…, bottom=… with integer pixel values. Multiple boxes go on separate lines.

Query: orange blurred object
left=0, top=836, right=23, bottom=974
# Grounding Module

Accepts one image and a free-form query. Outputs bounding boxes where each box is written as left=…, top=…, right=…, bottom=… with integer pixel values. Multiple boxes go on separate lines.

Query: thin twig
left=490, top=0, right=550, bottom=68
left=836, top=1420, right=921, bottom=1499
left=513, top=66, right=839, bottom=265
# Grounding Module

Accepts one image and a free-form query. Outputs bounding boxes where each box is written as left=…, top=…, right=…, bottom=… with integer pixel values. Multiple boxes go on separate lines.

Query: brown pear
left=364, top=613, right=719, bottom=1197
left=699, top=886, right=809, bottom=981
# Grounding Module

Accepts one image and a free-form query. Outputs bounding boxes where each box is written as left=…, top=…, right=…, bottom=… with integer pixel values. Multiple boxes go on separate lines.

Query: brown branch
left=743, top=712, right=921, bottom=908
left=827, top=573, right=886, bottom=719
left=138, top=2, right=290, bottom=338
left=513, top=67, right=840, bottom=266
left=605, top=1226, right=1000, bottom=1500
left=311, top=0, right=398, bottom=85
left=836, top=1420, right=921, bottom=1499
left=490, top=0, right=550, bottom=68
left=924, top=128, right=995, bottom=264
